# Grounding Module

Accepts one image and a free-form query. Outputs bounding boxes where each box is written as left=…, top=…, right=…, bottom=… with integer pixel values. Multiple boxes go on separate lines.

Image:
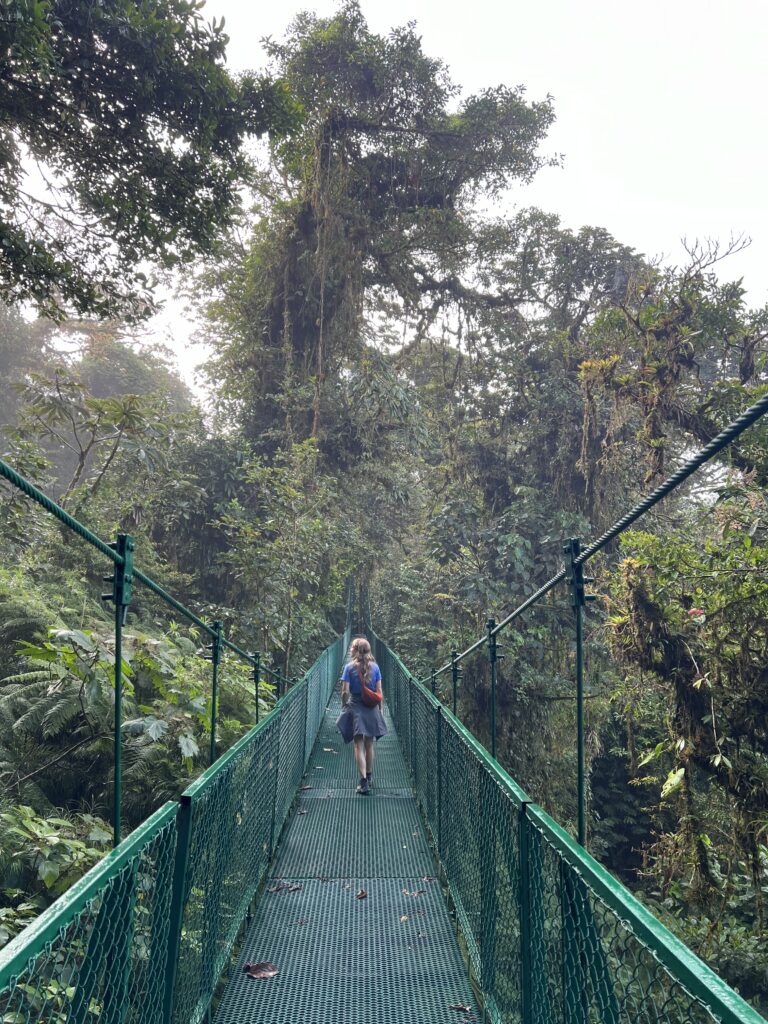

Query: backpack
left=357, top=664, right=382, bottom=707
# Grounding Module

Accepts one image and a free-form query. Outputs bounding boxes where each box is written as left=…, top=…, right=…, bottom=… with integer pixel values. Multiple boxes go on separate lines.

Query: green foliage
left=0, top=802, right=112, bottom=948
left=0, top=0, right=295, bottom=319
left=218, top=440, right=358, bottom=674
left=0, top=803, right=108, bottom=897
left=2, top=2, right=768, bottom=1001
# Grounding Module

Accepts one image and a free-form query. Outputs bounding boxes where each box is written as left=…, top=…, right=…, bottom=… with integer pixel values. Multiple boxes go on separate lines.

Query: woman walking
left=336, top=637, right=388, bottom=794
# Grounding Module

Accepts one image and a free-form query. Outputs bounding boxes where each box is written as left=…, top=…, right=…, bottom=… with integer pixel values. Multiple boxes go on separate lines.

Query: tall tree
left=203, top=1, right=555, bottom=450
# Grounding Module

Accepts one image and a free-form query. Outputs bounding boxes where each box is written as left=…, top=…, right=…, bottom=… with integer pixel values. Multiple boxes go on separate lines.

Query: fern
left=0, top=670, right=53, bottom=687
left=41, top=694, right=81, bottom=738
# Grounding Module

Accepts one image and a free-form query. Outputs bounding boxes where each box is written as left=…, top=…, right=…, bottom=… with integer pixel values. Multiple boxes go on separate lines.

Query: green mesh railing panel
left=373, top=634, right=765, bottom=1024
left=274, top=684, right=310, bottom=839
left=523, top=805, right=762, bottom=1024
left=169, top=632, right=348, bottom=1024
left=304, top=634, right=344, bottom=763
left=410, top=682, right=440, bottom=842
left=170, top=712, right=282, bottom=1024
left=0, top=802, right=177, bottom=1024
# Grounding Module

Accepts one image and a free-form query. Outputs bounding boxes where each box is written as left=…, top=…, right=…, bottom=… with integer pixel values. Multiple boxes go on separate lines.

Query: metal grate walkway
left=213, top=692, right=480, bottom=1024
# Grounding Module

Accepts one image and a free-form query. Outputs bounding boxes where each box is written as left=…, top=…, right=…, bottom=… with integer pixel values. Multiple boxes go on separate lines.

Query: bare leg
left=364, top=737, right=374, bottom=775
left=353, top=736, right=367, bottom=778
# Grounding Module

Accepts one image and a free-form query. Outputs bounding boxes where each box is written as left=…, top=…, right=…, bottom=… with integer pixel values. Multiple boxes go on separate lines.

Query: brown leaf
left=268, top=883, right=303, bottom=894
left=448, top=1006, right=472, bottom=1015
left=402, top=889, right=425, bottom=897
left=399, top=915, right=408, bottom=922
left=322, top=747, right=338, bottom=753
left=421, top=876, right=435, bottom=882
left=244, top=961, right=279, bottom=980
left=355, top=889, right=368, bottom=900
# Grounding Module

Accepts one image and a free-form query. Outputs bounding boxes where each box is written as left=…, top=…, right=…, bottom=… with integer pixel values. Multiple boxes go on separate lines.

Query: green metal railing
left=163, top=631, right=348, bottom=1024
left=0, top=801, right=178, bottom=1024
left=0, top=457, right=290, bottom=845
left=374, top=636, right=766, bottom=1024
left=418, top=389, right=768, bottom=844
left=0, top=631, right=348, bottom=1024
left=0, top=454, right=351, bottom=1023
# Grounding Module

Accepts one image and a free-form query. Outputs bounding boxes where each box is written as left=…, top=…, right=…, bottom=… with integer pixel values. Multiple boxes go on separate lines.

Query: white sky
left=163, top=0, right=768, bottom=387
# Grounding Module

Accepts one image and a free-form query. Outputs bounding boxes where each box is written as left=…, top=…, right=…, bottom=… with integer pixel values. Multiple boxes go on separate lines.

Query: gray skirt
left=336, top=696, right=389, bottom=743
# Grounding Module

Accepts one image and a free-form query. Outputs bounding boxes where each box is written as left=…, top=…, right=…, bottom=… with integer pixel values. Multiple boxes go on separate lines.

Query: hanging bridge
left=1, top=394, right=768, bottom=1024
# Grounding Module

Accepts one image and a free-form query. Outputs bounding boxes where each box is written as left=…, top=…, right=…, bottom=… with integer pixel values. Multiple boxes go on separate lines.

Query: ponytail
left=350, top=637, right=374, bottom=686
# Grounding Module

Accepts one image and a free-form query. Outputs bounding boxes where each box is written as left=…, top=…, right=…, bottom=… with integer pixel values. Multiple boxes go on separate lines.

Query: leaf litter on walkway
left=244, top=962, right=280, bottom=980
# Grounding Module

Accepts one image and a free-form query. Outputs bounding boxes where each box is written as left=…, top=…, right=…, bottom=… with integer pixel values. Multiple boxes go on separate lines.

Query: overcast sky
left=164, top=0, right=768, bottom=385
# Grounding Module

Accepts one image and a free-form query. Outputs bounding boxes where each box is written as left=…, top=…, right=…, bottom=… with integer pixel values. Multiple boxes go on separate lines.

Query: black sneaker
left=356, top=776, right=370, bottom=795
left=366, top=772, right=373, bottom=790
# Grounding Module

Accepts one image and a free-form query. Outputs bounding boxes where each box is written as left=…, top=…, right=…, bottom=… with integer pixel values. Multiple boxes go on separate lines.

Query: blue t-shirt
left=342, top=661, right=381, bottom=695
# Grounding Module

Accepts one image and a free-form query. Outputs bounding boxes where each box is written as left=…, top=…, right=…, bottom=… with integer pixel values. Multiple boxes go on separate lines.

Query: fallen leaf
left=298, top=810, right=308, bottom=815
left=297, top=918, right=309, bottom=926
left=322, top=747, right=338, bottom=754
left=402, top=889, right=425, bottom=897
left=421, top=876, right=435, bottom=882
left=314, top=765, right=325, bottom=770
left=448, top=1006, right=472, bottom=1015
left=300, top=785, right=312, bottom=791
left=355, top=889, right=368, bottom=900
left=400, top=915, right=408, bottom=922
left=268, top=883, right=303, bottom=894
left=244, top=961, right=280, bottom=980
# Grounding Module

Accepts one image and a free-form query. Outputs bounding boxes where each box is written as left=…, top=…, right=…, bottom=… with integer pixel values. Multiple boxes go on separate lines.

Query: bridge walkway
left=213, top=690, right=480, bottom=1024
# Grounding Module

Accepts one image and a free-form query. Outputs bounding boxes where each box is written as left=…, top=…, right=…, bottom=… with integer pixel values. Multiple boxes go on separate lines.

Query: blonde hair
left=349, top=636, right=374, bottom=686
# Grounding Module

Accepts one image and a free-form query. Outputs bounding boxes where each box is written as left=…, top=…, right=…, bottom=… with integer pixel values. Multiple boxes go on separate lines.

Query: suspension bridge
left=1, top=393, right=768, bottom=1024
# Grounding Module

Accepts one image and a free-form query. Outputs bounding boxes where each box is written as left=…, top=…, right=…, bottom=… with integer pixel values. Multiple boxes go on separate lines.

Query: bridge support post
left=436, top=706, right=443, bottom=856
left=101, top=532, right=134, bottom=847
left=208, top=621, right=223, bottom=765
left=451, top=649, right=461, bottom=717
left=163, top=795, right=193, bottom=1024
left=520, top=805, right=550, bottom=1024
left=564, top=538, right=595, bottom=847
left=486, top=618, right=503, bottom=759
left=480, top=795, right=498, bottom=1016
left=253, top=650, right=261, bottom=723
